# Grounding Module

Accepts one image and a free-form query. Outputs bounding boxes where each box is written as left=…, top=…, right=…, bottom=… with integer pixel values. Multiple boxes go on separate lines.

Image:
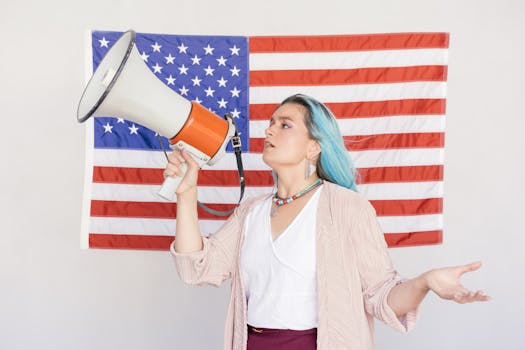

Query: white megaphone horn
left=77, top=30, right=237, bottom=201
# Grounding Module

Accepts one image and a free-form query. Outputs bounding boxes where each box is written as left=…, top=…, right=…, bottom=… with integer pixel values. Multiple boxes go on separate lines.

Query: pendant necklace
left=270, top=178, right=323, bottom=217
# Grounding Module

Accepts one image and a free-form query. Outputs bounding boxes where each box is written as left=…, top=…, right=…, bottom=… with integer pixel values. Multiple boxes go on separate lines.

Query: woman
left=165, top=94, right=490, bottom=350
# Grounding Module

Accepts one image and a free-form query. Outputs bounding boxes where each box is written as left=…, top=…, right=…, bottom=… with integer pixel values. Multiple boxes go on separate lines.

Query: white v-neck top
left=240, top=186, right=322, bottom=330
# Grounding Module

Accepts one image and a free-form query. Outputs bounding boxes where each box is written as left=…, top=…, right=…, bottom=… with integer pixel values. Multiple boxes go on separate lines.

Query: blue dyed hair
left=280, top=94, right=358, bottom=191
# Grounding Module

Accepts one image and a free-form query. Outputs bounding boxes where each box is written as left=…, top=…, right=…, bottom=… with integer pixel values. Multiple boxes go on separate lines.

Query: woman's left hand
left=423, top=261, right=491, bottom=303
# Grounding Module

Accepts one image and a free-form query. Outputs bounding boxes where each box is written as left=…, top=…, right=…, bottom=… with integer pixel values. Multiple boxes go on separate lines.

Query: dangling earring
left=305, top=159, right=316, bottom=179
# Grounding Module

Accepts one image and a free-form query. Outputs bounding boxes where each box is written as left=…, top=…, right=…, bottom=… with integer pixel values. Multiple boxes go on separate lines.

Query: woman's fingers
left=453, top=290, right=491, bottom=303
left=459, top=261, right=482, bottom=275
left=180, top=148, right=199, bottom=169
left=162, top=148, right=200, bottom=195
left=164, top=148, right=191, bottom=178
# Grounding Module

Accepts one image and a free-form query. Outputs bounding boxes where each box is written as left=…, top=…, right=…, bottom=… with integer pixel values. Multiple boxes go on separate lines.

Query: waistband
left=247, top=324, right=317, bottom=335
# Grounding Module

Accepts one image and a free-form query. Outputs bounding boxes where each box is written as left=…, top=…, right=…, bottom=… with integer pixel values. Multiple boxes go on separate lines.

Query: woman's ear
left=307, top=140, right=321, bottom=160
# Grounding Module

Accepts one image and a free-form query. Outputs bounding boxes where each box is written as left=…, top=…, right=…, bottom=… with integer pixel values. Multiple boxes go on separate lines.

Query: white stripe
left=94, top=148, right=169, bottom=168
left=249, top=115, right=446, bottom=138
left=377, top=214, right=443, bottom=234
left=91, top=181, right=441, bottom=203
left=351, top=148, right=444, bottom=168
left=357, top=181, right=443, bottom=200
left=249, top=49, right=449, bottom=71
left=80, top=29, right=94, bottom=250
left=93, top=148, right=444, bottom=169
left=88, top=213, right=442, bottom=237
left=89, top=217, right=224, bottom=236
left=249, top=82, right=447, bottom=104
left=91, top=183, right=271, bottom=203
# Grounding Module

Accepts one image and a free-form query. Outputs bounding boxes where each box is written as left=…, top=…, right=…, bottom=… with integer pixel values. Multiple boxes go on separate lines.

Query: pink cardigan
left=171, top=181, right=418, bottom=349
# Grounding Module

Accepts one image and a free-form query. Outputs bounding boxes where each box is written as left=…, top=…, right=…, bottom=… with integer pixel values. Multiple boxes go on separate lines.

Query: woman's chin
left=262, top=152, right=272, bottom=167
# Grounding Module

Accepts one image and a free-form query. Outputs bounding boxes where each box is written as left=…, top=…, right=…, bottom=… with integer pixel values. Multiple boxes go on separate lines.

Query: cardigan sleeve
left=353, top=198, right=419, bottom=333
left=170, top=203, right=245, bottom=287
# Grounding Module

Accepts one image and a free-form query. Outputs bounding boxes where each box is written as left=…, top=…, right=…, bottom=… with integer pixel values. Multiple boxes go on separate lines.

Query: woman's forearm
left=387, top=273, right=430, bottom=317
left=173, top=187, right=203, bottom=253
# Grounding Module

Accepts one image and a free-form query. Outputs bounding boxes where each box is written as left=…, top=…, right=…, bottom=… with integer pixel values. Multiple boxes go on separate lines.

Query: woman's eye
left=282, top=123, right=290, bottom=129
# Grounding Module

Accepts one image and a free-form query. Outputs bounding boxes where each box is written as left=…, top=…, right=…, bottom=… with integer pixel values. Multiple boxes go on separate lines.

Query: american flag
left=81, top=30, right=448, bottom=250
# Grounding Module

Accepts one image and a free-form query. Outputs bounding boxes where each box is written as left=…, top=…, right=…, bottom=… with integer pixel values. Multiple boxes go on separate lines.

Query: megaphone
left=77, top=30, right=237, bottom=201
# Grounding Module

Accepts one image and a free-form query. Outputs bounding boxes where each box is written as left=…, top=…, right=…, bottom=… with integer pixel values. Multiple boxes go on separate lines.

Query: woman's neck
left=275, top=171, right=320, bottom=198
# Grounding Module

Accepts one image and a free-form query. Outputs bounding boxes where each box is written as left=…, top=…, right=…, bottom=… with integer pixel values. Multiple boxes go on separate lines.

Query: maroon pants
left=247, top=325, right=317, bottom=350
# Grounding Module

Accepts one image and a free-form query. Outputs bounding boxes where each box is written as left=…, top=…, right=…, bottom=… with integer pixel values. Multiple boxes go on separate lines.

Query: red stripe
left=344, top=132, right=444, bottom=151
left=89, top=230, right=443, bottom=250
left=249, top=99, right=446, bottom=120
left=93, top=166, right=163, bottom=184
left=249, top=33, right=449, bottom=53
left=359, top=165, right=443, bottom=183
left=384, top=230, right=442, bottom=247
left=250, top=132, right=444, bottom=152
left=91, top=200, right=236, bottom=220
left=370, top=198, right=442, bottom=216
left=93, top=165, right=443, bottom=186
left=93, top=167, right=273, bottom=186
left=250, top=66, right=447, bottom=87
left=91, top=197, right=441, bottom=219
left=89, top=233, right=173, bottom=250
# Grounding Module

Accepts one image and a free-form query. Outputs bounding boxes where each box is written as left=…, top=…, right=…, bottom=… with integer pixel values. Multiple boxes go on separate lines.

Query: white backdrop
left=0, top=0, right=523, bottom=349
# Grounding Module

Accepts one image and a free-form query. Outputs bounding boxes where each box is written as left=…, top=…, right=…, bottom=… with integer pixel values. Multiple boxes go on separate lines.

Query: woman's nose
left=265, top=125, right=274, bottom=137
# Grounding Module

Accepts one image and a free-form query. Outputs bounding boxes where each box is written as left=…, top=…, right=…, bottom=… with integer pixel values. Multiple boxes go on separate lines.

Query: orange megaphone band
left=169, top=102, right=229, bottom=158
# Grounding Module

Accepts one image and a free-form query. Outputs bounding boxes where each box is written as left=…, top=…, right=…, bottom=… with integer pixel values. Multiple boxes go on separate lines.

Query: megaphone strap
left=197, top=118, right=245, bottom=217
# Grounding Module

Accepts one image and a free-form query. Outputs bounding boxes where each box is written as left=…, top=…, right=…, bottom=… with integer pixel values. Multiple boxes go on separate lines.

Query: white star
left=229, top=45, right=240, bottom=55
left=152, top=63, right=163, bottom=73
left=204, top=86, right=215, bottom=97
left=140, top=51, right=149, bottom=62
left=129, top=124, right=139, bottom=134
left=165, top=53, right=175, bottom=64
left=98, top=37, right=109, bottom=48
left=203, top=44, right=215, bottom=55
left=178, top=64, right=189, bottom=75
left=230, top=87, right=241, bottom=97
left=217, top=76, right=228, bottom=87
left=178, top=85, right=189, bottom=96
left=191, top=76, right=202, bottom=86
left=177, top=43, right=188, bottom=53
left=102, top=122, right=113, bottom=133
left=193, top=97, right=202, bottom=104
left=216, top=56, right=227, bottom=66
left=217, top=98, right=228, bottom=108
left=230, top=66, right=240, bottom=76
left=151, top=42, right=162, bottom=52
left=165, top=75, right=176, bottom=85
left=116, top=118, right=125, bottom=123
left=231, top=108, right=241, bottom=119
left=204, top=65, right=215, bottom=76
left=191, top=55, right=202, bottom=65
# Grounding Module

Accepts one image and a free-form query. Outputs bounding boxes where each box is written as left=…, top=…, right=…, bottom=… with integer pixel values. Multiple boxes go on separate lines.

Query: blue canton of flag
left=91, top=31, right=249, bottom=153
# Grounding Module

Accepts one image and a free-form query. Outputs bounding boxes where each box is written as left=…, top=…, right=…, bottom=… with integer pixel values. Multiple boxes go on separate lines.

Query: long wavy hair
left=279, top=94, right=358, bottom=191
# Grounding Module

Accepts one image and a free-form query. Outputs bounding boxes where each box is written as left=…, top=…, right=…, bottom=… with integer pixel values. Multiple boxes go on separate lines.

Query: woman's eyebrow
left=270, top=116, right=294, bottom=123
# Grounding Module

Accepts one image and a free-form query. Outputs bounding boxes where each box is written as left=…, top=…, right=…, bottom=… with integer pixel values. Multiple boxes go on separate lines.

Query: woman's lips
left=264, top=140, right=275, bottom=148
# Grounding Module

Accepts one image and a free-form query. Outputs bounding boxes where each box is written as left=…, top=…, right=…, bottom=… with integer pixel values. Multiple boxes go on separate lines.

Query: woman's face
left=262, top=102, right=318, bottom=170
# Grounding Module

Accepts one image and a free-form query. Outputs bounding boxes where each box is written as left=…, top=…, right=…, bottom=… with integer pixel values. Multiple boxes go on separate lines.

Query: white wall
left=1, top=0, right=523, bottom=349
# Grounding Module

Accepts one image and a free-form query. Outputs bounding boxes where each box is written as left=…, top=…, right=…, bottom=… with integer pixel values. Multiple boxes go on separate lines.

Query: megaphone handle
left=158, top=163, right=188, bottom=201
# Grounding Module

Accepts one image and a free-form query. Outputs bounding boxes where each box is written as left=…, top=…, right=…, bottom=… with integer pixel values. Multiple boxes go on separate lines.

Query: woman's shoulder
left=323, top=181, right=369, bottom=205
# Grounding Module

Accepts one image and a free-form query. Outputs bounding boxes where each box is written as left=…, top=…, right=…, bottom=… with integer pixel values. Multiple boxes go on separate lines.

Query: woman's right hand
left=163, top=148, right=200, bottom=195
